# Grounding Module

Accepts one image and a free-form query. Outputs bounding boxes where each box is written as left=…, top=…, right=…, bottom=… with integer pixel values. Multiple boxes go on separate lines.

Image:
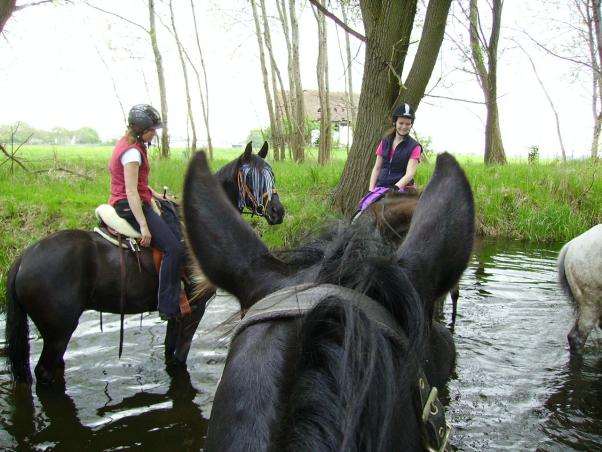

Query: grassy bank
left=1, top=145, right=600, bottom=308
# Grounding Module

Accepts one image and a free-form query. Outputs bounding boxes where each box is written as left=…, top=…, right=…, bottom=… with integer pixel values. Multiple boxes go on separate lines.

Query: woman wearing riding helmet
left=108, top=104, right=186, bottom=321
left=356, top=103, right=422, bottom=212
left=369, top=103, right=422, bottom=192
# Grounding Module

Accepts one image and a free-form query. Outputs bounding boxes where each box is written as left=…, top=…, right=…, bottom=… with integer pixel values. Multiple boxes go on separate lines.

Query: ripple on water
left=0, top=243, right=600, bottom=450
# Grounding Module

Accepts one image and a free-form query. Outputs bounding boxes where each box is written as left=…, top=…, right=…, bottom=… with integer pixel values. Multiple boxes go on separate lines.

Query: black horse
left=353, top=189, right=461, bottom=325
left=5, top=142, right=284, bottom=385
left=183, top=151, right=474, bottom=451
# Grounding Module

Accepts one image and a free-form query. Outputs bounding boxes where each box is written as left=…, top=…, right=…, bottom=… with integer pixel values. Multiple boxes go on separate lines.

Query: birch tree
left=168, top=0, right=196, bottom=153
left=312, top=0, right=332, bottom=164
left=149, top=0, right=170, bottom=157
left=277, top=0, right=305, bottom=162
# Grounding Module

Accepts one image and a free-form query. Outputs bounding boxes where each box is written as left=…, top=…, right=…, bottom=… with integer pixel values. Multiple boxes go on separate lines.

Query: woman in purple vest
left=358, top=104, right=423, bottom=212
left=108, top=104, right=185, bottom=321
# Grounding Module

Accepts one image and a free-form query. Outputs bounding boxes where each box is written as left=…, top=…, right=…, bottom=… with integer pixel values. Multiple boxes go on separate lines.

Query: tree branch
left=306, top=0, right=365, bottom=42
left=81, top=1, right=148, bottom=34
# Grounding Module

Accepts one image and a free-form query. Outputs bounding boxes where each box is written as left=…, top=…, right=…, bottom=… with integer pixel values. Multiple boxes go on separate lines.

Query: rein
left=237, top=164, right=276, bottom=217
left=233, top=283, right=451, bottom=452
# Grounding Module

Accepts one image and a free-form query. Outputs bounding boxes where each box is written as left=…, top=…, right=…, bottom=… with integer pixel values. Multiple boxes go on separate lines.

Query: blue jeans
left=114, top=199, right=183, bottom=316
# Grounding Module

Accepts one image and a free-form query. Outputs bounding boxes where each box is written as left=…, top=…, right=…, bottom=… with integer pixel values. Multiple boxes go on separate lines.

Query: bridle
left=237, top=162, right=277, bottom=218
left=233, top=284, right=451, bottom=452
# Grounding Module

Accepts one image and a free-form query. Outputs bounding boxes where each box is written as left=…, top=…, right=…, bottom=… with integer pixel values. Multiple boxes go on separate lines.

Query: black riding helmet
left=392, top=103, right=416, bottom=123
left=128, top=104, right=163, bottom=133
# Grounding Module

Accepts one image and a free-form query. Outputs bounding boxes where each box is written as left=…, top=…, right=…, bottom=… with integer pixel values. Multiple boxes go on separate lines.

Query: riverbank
left=1, top=145, right=600, bottom=307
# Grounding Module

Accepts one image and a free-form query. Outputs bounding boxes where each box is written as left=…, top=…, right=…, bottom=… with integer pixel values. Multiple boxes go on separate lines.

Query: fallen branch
left=0, top=142, right=30, bottom=172
left=33, top=167, right=93, bottom=180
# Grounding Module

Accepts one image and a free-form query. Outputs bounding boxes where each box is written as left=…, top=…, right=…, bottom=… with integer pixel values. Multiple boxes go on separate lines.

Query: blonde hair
left=124, top=127, right=140, bottom=145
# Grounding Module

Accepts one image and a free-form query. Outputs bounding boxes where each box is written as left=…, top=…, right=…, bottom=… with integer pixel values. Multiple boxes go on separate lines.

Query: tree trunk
left=289, top=0, right=305, bottom=162
left=251, top=0, right=278, bottom=159
left=148, top=0, right=170, bottom=158
left=588, top=0, right=602, bottom=160
left=334, top=0, right=452, bottom=216
left=0, top=0, right=16, bottom=34
left=341, top=4, right=356, bottom=134
left=397, top=0, right=452, bottom=107
left=169, top=0, right=196, bottom=154
left=276, top=0, right=295, bottom=158
left=190, top=0, right=214, bottom=159
left=261, top=0, right=288, bottom=160
left=313, top=0, right=331, bottom=165
left=469, top=0, right=506, bottom=165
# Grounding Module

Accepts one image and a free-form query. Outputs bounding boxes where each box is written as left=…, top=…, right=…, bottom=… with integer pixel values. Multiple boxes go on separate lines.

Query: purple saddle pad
left=357, top=186, right=390, bottom=211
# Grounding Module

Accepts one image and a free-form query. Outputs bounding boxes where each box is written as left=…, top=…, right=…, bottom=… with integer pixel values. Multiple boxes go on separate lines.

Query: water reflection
left=1, top=366, right=208, bottom=451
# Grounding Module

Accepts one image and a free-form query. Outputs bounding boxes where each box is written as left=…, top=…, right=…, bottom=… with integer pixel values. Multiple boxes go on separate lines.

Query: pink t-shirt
left=376, top=141, right=421, bottom=161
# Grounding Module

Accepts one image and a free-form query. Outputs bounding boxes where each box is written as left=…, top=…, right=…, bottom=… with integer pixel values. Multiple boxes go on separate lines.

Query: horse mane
left=274, top=221, right=427, bottom=450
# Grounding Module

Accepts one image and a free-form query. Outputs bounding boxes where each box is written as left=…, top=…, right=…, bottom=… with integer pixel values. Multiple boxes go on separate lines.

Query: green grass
left=1, top=145, right=601, bottom=309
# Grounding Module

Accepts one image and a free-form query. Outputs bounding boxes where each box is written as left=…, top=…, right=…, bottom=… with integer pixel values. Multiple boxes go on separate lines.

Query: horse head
left=216, top=141, right=285, bottom=225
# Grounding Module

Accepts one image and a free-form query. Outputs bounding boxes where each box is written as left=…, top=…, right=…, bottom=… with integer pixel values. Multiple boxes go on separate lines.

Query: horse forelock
left=272, top=222, right=426, bottom=450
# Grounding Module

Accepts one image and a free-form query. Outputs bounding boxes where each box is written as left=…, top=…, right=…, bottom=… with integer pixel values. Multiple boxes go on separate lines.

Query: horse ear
left=183, top=151, right=283, bottom=308
left=242, top=142, right=253, bottom=161
left=258, top=141, right=269, bottom=159
left=397, top=153, right=474, bottom=311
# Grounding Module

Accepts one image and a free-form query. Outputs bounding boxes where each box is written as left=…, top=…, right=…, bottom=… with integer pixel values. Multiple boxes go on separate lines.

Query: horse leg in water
left=164, top=294, right=209, bottom=366
left=567, top=297, right=601, bottom=353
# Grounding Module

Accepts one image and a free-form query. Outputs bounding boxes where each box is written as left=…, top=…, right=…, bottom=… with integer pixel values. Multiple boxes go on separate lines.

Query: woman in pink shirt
left=357, top=104, right=422, bottom=212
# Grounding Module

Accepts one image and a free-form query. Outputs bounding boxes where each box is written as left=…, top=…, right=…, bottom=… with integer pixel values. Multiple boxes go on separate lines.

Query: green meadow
left=1, top=145, right=601, bottom=308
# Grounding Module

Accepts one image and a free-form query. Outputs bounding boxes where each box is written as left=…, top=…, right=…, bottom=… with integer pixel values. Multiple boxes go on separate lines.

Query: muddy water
left=0, top=239, right=600, bottom=451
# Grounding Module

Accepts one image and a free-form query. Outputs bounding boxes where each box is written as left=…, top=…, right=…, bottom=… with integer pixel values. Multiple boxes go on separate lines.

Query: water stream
left=0, top=239, right=600, bottom=451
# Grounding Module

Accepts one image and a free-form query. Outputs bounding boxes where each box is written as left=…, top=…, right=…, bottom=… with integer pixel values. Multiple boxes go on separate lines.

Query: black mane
left=273, top=221, right=426, bottom=450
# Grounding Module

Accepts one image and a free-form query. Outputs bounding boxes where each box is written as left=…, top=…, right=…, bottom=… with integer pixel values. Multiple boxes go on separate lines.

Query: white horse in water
left=558, top=224, right=602, bottom=353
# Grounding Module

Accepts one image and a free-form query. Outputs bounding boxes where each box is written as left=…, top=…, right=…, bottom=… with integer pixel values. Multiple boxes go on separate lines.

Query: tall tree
left=584, top=0, right=602, bottom=160
left=148, top=0, right=170, bottom=158
left=251, top=0, right=280, bottom=159
left=277, top=0, right=305, bottom=162
left=169, top=0, right=196, bottom=154
left=261, top=1, right=290, bottom=160
left=312, top=0, right=332, bottom=164
left=189, top=0, right=214, bottom=159
left=320, top=0, right=453, bottom=215
left=467, top=0, right=506, bottom=164
left=522, top=0, right=602, bottom=160
left=340, top=2, right=357, bottom=131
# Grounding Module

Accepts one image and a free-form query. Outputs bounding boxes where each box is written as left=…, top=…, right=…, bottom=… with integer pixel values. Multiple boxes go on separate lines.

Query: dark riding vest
left=377, top=134, right=421, bottom=187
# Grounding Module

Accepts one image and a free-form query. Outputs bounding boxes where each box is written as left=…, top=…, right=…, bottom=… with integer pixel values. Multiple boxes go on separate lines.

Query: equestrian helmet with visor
left=128, top=104, right=163, bottom=133
left=392, top=103, right=416, bottom=123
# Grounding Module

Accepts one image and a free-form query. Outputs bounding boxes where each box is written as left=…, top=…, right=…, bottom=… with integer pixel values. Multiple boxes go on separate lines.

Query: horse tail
left=5, top=256, right=32, bottom=383
left=280, top=296, right=421, bottom=451
left=557, top=241, right=577, bottom=309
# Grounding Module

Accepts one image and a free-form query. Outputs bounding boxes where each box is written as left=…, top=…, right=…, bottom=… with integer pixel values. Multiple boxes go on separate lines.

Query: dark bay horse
left=183, top=151, right=474, bottom=451
left=5, top=142, right=284, bottom=385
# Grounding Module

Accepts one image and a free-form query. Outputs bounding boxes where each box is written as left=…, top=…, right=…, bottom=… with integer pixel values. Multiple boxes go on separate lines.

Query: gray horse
left=558, top=224, right=602, bottom=353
